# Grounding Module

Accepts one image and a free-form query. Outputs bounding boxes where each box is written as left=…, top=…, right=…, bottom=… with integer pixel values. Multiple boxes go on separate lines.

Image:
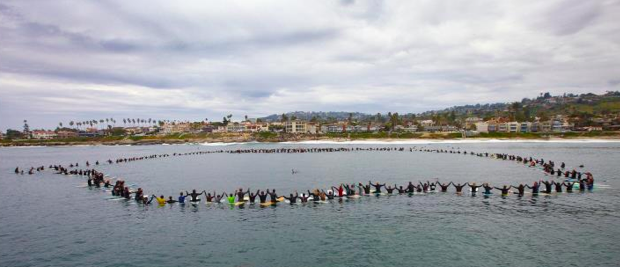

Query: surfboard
left=233, top=202, right=245, bottom=206
left=260, top=202, right=275, bottom=206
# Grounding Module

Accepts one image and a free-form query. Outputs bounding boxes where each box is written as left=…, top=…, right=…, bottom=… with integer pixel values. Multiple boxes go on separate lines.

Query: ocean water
left=1, top=141, right=619, bottom=267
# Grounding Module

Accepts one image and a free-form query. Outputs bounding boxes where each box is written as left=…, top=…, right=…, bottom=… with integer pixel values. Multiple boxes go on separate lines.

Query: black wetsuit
left=259, top=193, right=268, bottom=203
left=554, top=182, right=563, bottom=193
left=406, top=183, right=415, bottom=193
left=564, top=182, right=574, bottom=192
left=371, top=184, right=385, bottom=193
left=482, top=185, right=493, bottom=194
left=514, top=185, right=525, bottom=196
left=453, top=184, right=466, bottom=193
left=439, top=184, right=450, bottom=192
left=268, top=191, right=278, bottom=202
left=188, top=192, right=202, bottom=202
left=542, top=181, right=552, bottom=194
left=361, top=184, right=371, bottom=194
left=284, top=194, right=298, bottom=204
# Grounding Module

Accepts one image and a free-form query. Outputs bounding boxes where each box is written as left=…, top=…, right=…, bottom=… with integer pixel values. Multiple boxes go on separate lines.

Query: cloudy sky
left=1, top=0, right=619, bottom=130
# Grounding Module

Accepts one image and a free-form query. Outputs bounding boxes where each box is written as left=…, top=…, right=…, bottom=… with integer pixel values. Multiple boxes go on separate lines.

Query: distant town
left=2, top=91, right=620, bottom=144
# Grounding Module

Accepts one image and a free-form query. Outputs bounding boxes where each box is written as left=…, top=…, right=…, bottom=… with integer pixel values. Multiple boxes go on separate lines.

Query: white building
left=420, top=120, right=434, bottom=127
left=31, top=130, right=57, bottom=139
left=284, top=120, right=307, bottom=133
left=475, top=122, right=489, bottom=133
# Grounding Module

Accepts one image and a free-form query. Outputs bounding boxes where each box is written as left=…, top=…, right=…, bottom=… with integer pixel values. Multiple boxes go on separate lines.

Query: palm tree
left=59, top=122, right=63, bottom=129
left=69, top=121, right=74, bottom=129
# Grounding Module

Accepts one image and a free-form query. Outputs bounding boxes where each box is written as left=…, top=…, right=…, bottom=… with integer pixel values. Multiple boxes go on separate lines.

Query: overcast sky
left=1, top=0, right=619, bottom=131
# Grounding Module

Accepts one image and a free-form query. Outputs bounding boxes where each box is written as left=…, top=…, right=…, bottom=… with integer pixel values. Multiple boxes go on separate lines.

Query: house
left=57, top=130, right=78, bottom=138
left=519, top=122, right=532, bottom=133
left=31, top=130, right=57, bottom=139
left=284, top=120, right=307, bottom=133
left=307, top=123, right=318, bottom=134
left=465, top=117, right=482, bottom=129
left=161, top=123, right=191, bottom=134
left=508, top=122, right=519, bottom=133
left=498, top=123, right=508, bottom=133
left=420, top=120, right=434, bottom=127
left=403, top=125, right=418, bottom=132
left=474, top=122, right=489, bottom=133
left=226, top=122, right=245, bottom=133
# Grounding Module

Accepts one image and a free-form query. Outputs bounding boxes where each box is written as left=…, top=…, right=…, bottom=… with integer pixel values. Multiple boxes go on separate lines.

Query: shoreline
left=2, top=134, right=620, bottom=147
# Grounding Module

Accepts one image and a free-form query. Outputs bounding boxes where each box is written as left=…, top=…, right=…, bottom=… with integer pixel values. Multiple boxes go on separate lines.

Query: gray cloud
left=0, top=0, right=619, bottom=131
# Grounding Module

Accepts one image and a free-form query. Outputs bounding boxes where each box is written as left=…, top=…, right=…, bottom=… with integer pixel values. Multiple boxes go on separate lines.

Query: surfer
left=283, top=192, right=299, bottom=204
left=178, top=192, right=186, bottom=204
left=453, top=183, right=466, bottom=194
left=563, top=182, right=575, bottom=192
left=370, top=181, right=386, bottom=193
left=525, top=181, right=540, bottom=194
left=167, top=196, right=178, bottom=204
left=493, top=185, right=511, bottom=196
left=149, top=195, right=166, bottom=205
left=258, top=191, right=268, bottom=204
left=185, top=189, right=204, bottom=202
left=468, top=182, right=482, bottom=195
left=438, top=181, right=452, bottom=192
left=268, top=189, right=279, bottom=203
left=513, top=184, right=526, bottom=197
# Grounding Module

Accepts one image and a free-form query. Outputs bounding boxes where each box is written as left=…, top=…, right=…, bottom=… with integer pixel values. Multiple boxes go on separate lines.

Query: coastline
left=2, top=132, right=620, bottom=147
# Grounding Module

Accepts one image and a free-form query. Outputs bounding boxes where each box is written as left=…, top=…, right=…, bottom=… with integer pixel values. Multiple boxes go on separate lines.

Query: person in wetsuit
left=494, top=185, right=511, bottom=196
left=541, top=180, right=553, bottom=194
left=205, top=191, right=215, bottom=203
left=236, top=188, right=250, bottom=202
left=299, top=193, right=310, bottom=203
left=482, top=183, right=493, bottom=195
left=167, top=196, right=178, bottom=204
left=370, top=181, right=386, bottom=193
left=324, top=190, right=335, bottom=199
left=186, top=189, right=204, bottom=203
left=178, top=192, right=186, bottom=204
left=513, top=184, right=526, bottom=197
left=248, top=190, right=259, bottom=204
left=525, top=182, right=540, bottom=194
left=268, top=189, right=279, bottom=203
left=332, top=185, right=344, bottom=197
left=395, top=185, right=406, bottom=194
left=406, top=182, right=415, bottom=193
left=258, top=191, right=268, bottom=204
left=149, top=195, right=166, bottom=205
left=343, top=184, right=356, bottom=196
left=438, top=181, right=452, bottom=192
left=384, top=185, right=395, bottom=194
left=134, top=188, right=144, bottom=201
left=468, top=183, right=482, bottom=196
left=553, top=181, right=563, bottom=193
left=563, top=182, right=575, bottom=192
left=308, top=190, right=321, bottom=202
left=283, top=192, right=299, bottom=204
left=453, top=183, right=466, bottom=194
